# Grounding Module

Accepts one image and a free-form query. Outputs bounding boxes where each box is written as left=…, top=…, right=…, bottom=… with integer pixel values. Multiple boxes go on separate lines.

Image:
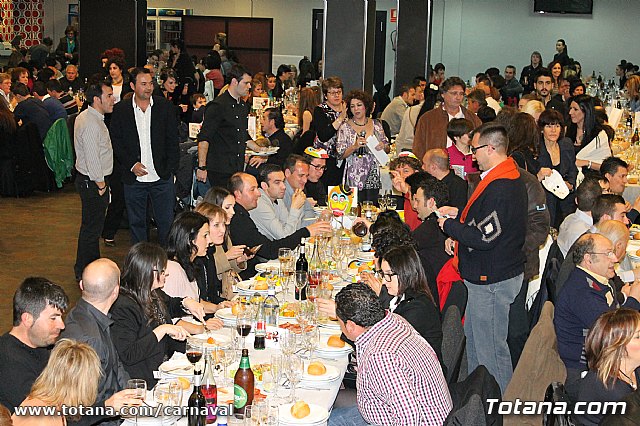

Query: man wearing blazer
left=110, top=67, right=179, bottom=246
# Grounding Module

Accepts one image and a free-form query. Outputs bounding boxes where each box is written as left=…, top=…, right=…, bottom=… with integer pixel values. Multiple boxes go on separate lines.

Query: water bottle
left=263, top=287, right=279, bottom=328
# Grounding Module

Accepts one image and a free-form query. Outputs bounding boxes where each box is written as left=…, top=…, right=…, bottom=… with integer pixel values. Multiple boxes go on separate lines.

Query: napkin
left=541, top=169, right=570, bottom=199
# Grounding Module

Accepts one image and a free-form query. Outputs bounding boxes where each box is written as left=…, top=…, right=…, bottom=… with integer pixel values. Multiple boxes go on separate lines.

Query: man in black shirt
left=262, top=107, right=293, bottom=168
left=422, top=148, right=468, bottom=211
left=0, top=277, right=68, bottom=412
left=228, top=172, right=332, bottom=278
left=62, top=259, right=141, bottom=425
left=12, top=82, right=53, bottom=141
left=59, top=64, right=84, bottom=93
left=196, top=65, right=253, bottom=188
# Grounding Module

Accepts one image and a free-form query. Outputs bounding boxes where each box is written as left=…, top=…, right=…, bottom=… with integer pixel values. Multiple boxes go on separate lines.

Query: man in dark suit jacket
left=110, top=68, right=179, bottom=246
left=228, top=172, right=332, bottom=278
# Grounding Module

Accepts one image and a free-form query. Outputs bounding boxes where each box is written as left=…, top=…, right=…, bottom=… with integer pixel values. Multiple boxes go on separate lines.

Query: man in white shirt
left=110, top=68, right=180, bottom=246
left=557, top=178, right=602, bottom=257
left=73, top=81, right=115, bottom=280
left=250, top=164, right=307, bottom=240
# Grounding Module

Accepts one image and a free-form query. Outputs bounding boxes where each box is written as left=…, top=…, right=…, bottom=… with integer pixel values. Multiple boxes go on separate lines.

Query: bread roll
left=307, top=361, right=327, bottom=376
left=254, top=281, right=268, bottom=290
left=291, top=401, right=311, bottom=419
left=327, top=335, right=346, bottom=348
left=634, top=233, right=640, bottom=240
left=629, top=177, right=638, bottom=184
left=636, top=249, right=640, bottom=257
left=231, top=302, right=241, bottom=315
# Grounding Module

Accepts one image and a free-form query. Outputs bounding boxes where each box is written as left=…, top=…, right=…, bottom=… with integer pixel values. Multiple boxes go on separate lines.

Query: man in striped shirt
left=73, top=81, right=114, bottom=280
left=330, top=283, right=452, bottom=425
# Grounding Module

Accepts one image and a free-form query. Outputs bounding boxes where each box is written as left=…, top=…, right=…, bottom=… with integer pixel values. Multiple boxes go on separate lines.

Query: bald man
left=62, top=259, right=141, bottom=425
left=422, top=148, right=468, bottom=210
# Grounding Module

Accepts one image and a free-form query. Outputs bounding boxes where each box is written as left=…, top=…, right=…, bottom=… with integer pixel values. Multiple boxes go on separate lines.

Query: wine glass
left=270, top=354, right=284, bottom=398
left=236, top=310, right=252, bottom=349
left=295, top=271, right=308, bottom=301
left=285, top=355, right=303, bottom=403
left=218, top=345, right=236, bottom=387
left=303, top=326, right=320, bottom=360
left=186, top=338, right=203, bottom=369
left=377, top=195, right=387, bottom=211
left=154, top=379, right=182, bottom=408
left=280, top=330, right=297, bottom=357
left=387, top=197, right=397, bottom=211
left=127, top=378, right=147, bottom=400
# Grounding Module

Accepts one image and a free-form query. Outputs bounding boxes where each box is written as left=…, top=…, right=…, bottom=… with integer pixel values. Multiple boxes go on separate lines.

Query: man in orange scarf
left=437, top=123, right=527, bottom=393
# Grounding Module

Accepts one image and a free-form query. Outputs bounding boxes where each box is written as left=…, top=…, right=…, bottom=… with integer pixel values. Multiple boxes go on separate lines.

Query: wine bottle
left=201, top=354, right=217, bottom=424
left=188, top=370, right=206, bottom=426
left=633, top=129, right=639, bottom=145
left=295, top=238, right=308, bottom=300
left=233, top=349, right=255, bottom=416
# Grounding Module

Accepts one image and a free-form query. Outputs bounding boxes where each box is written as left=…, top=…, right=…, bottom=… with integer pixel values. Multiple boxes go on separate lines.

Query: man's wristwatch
left=197, top=166, right=207, bottom=171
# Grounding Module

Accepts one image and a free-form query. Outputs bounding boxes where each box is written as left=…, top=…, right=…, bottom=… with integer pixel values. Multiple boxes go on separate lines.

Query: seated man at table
left=600, top=156, right=640, bottom=224
left=557, top=177, right=602, bottom=257
left=229, top=172, right=331, bottom=278
left=554, top=233, right=640, bottom=399
left=303, top=147, right=328, bottom=207
left=422, top=148, right=468, bottom=211
left=12, top=82, right=52, bottom=141
left=329, top=283, right=452, bottom=426
left=262, top=107, right=293, bottom=168
left=283, top=154, right=316, bottom=227
left=389, top=152, right=423, bottom=230
left=0, top=277, right=68, bottom=412
left=250, top=163, right=306, bottom=240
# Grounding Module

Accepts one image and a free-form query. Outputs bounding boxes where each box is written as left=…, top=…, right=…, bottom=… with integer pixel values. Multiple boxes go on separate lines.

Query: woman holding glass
left=336, top=89, right=390, bottom=204
left=313, top=77, right=348, bottom=185
left=111, top=242, right=207, bottom=386
left=567, top=94, right=612, bottom=175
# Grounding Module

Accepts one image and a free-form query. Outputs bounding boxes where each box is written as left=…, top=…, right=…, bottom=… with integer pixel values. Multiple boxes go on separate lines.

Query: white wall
left=430, top=0, right=640, bottom=82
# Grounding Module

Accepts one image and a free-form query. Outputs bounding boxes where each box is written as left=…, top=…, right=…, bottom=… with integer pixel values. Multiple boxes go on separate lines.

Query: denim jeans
left=464, top=273, right=524, bottom=394
left=329, top=405, right=372, bottom=426
left=123, top=177, right=175, bottom=247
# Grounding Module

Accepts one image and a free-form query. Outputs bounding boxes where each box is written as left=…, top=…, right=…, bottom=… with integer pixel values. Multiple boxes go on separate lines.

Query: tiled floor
left=0, top=185, right=130, bottom=331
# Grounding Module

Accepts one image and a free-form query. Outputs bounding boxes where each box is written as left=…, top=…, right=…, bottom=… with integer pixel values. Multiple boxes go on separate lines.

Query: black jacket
left=110, top=292, right=186, bottom=386
left=109, top=96, right=180, bottom=185
left=266, top=128, right=293, bottom=168
left=441, top=171, right=468, bottom=211
left=412, top=213, right=450, bottom=306
left=393, top=290, right=443, bottom=365
left=229, top=203, right=310, bottom=278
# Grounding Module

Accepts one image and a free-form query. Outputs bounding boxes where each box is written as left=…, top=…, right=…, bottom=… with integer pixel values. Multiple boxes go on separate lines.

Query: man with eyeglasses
left=437, top=123, right=527, bottom=394
left=303, top=147, right=328, bottom=207
left=554, top=232, right=640, bottom=399
left=413, top=76, right=481, bottom=162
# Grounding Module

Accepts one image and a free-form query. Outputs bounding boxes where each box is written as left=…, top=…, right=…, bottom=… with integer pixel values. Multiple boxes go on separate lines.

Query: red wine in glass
left=186, top=351, right=203, bottom=364
left=352, top=221, right=368, bottom=237
left=237, top=324, right=252, bottom=337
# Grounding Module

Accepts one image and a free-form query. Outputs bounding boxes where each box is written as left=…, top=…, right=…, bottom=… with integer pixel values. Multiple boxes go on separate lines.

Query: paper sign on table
left=609, top=107, right=623, bottom=130
left=366, top=135, right=389, bottom=166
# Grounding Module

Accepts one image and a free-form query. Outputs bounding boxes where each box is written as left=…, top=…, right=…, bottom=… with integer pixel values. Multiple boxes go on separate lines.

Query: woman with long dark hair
left=110, top=242, right=206, bottom=385
left=202, top=187, right=252, bottom=300
left=507, top=112, right=542, bottom=176
left=567, top=94, right=612, bottom=174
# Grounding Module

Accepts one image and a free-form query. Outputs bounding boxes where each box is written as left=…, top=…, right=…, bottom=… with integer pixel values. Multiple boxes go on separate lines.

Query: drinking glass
left=154, top=379, right=182, bottom=407
left=266, top=267, right=279, bottom=290
left=264, top=405, right=279, bottom=426
left=270, top=354, right=284, bottom=397
left=218, top=345, right=237, bottom=387
left=186, top=338, right=204, bottom=368
left=303, top=326, right=320, bottom=360
left=377, top=195, right=387, bottom=211
left=294, top=271, right=308, bottom=301
left=280, top=330, right=297, bottom=357
left=386, top=197, right=397, bottom=211
left=236, top=310, right=252, bottom=349
left=285, top=355, right=303, bottom=403
left=126, top=379, right=147, bottom=400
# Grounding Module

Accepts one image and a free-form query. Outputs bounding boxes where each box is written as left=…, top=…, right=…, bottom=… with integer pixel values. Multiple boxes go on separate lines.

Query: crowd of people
left=4, top=30, right=640, bottom=424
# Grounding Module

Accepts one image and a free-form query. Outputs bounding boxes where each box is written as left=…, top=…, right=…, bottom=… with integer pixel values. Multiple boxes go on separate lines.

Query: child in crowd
left=446, top=118, right=478, bottom=178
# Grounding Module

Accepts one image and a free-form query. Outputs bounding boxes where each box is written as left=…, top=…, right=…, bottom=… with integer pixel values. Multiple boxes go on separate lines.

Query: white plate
left=302, top=363, right=340, bottom=382
left=356, top=252, right=375, bottom=262
left=214, top=308, right=237, bottom=322
left=236, top=279, right=280, bottom=295
left=158, top=359, right=194, bottom=377
left=317, top=319, right=341, bottom=330
left=189, top=332, right=230, bottom=346
left=316, top=334, right=352, bottom=353
left=278, top=402, right=329, bottom=425
left=255, top=261, right=280, bottom=272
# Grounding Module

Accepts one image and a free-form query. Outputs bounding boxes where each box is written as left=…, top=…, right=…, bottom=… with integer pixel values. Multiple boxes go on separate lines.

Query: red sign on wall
left=390, top=8, right=397, bottom=22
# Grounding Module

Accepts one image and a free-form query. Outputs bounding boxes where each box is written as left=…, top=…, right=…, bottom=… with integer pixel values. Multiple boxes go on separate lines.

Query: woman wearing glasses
left=110, top=242, right=207, bottom=385
left=313, top=76, right=348, bottom=185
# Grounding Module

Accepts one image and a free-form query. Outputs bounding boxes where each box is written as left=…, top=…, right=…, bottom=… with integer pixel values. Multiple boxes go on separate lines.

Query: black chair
left=543, top=382, right=577, bottom=426
left=441, top=305, right=466, bottom=386
left=444, top=365, right=503, bottom=426
left=529, top=240, right=564, bottom=329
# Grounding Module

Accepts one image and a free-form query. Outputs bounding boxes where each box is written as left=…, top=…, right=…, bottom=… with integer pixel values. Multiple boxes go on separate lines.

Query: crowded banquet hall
left=3, top=0, right=640, bottom=424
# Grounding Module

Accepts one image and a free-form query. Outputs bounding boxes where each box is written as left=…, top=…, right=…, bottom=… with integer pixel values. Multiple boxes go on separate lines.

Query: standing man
left=110, top=67, right=179, bottom=246
left=501, top=65, right=524, bottom=108
left=0, top=277, right=68, bottom=412
left=196, top=65, right=252, bottom=188
left=535, top=69, right=553, bottom=106
left=63, top=259, right=141, bottom=425
left=413, top=77, right=481, bottom=161
left=438, top=123, right=527, bottom=393
left=73, top=81, right=115, bottom=280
